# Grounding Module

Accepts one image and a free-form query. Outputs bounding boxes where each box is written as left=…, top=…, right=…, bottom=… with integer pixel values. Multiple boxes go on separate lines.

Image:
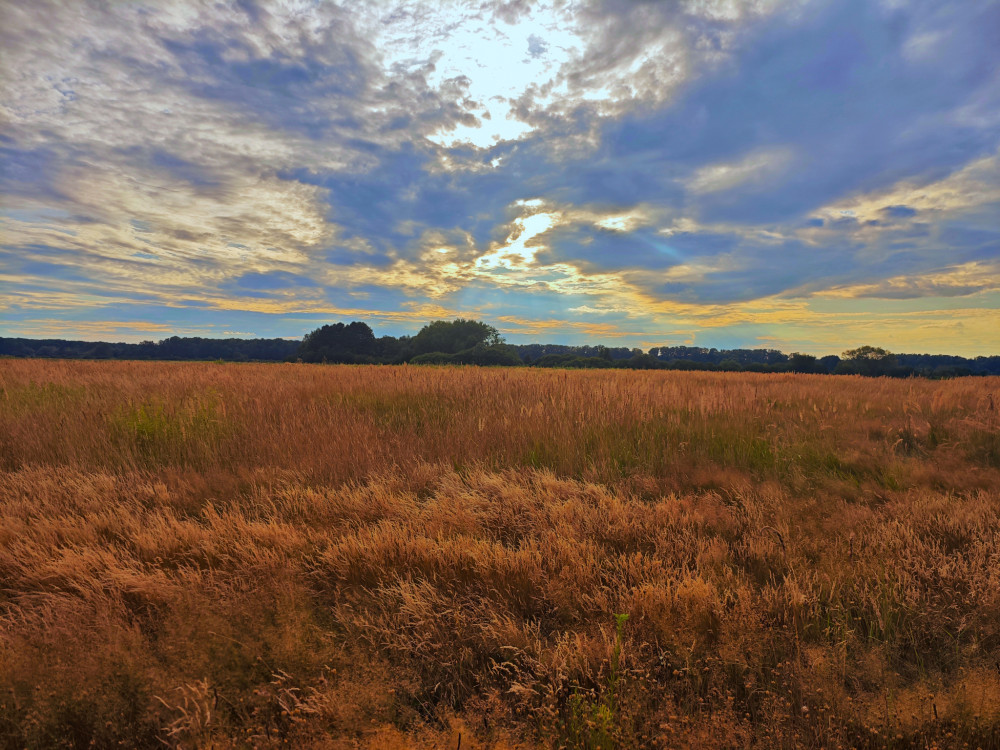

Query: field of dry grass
left=1, top=359, right=999, bottom=749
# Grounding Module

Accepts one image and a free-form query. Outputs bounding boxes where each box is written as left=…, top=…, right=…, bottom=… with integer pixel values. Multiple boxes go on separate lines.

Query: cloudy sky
left=1, top=0, right=998, bottom=354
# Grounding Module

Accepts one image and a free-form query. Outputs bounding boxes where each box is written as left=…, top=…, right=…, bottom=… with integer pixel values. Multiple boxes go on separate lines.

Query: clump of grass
left=107, top=392, right=228, bottom=467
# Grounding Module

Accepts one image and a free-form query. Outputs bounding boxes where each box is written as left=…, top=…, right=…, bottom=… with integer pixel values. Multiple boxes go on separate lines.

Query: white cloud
left=375, top=1, right=582, bottom=147
left=475, top=211, right=557, bottom=269
left=688, top=148, right=795, bottom=194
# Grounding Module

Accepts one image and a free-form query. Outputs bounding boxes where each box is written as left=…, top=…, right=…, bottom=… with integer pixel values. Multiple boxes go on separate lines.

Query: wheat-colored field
left=1, top=359, right=998, bottom=749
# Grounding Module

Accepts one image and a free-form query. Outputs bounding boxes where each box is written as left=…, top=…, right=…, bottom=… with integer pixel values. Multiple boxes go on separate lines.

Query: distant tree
left=788, top=353, right=819, bottom=373
left=818, top=355, right=841, bottom=373
left=718, top=358, right=742, bottom=371
left=593, top=345, right=613, bottom=362
left=534, top=353, right=574, bottom=368
left=930, top=365, right=972, bottom=378
left=453, top=343, right=523, bottom=366
left=412, top=319, right=502, bottom=355
left=411, top=342, right=520, bottom=367
left=837, top=346, right=902, bottom=377
left=298, top=322, right=377, bottom=363
left=842, top=345, right=894, bottom=361
left=86, top=342, right=114, bottom=359
left=375, top=335, right=407, bottom=363
left=511, top=343, right=574, bottom=362
left=410, top=351, right=455, bottom=365
left=625, top=353, right=661, bottom=369
left=576, top=356, right=614, bottom=368
left=666, top=359, right=703, bottom=370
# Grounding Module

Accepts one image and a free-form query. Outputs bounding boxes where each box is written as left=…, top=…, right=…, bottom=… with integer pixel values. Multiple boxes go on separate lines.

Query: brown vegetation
left=1, top=359, right=999, bottom=748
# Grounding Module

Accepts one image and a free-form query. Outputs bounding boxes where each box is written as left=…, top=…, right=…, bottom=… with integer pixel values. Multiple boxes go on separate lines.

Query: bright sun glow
left=476, top=211, right=557, bottom=269
left=375, top=3, right=582, bottom=148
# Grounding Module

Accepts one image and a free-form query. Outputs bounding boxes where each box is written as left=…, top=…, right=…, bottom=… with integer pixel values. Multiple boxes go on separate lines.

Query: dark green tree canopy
left=411, top=319, right=503, bottom=355
left=842, top=345, right=894, bottom=361
left=837, top=345, right=901, bottom=376
left=788, top=353, right=820, bottom=373
left=298, top=321, right=376, bottom=363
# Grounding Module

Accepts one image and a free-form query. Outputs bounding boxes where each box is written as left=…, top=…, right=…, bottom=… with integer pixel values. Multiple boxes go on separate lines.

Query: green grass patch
left=108, top=393, right=229, bottom=466
left=0, top=381, right=87, bottom=412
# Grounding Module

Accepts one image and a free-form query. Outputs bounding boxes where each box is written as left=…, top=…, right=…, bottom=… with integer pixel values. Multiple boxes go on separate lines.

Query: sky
left=1, top=0, right=998, bottom=355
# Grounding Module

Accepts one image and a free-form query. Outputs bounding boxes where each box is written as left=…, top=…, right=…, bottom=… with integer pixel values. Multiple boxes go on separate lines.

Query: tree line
left=2, top=321, right=998, bottom=377
left=0, top=336, right=300, bottom=362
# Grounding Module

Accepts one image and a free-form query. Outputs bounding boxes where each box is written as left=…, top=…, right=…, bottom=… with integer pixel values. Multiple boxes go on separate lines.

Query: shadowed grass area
left=1, top=360, right=998, bottom=748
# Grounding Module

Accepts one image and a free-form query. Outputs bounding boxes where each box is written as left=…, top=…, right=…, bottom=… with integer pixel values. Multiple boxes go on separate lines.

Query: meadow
left=1, top=359, right=998, bottom=749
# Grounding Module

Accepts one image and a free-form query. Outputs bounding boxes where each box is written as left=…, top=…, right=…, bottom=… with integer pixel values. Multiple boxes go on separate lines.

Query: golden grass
left=1, top=360, right=998, bottom=748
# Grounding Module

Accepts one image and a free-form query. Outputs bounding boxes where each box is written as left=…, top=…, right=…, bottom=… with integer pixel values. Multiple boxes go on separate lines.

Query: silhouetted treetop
left=411, top=319, right=503, bottom=355
left=298, top=321, right=377, bottom=363
left=842, top=345, right=894, bottom=361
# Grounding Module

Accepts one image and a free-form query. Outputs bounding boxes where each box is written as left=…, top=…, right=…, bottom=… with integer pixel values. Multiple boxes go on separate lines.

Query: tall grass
left=1, top=360, right=998, bottom=748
